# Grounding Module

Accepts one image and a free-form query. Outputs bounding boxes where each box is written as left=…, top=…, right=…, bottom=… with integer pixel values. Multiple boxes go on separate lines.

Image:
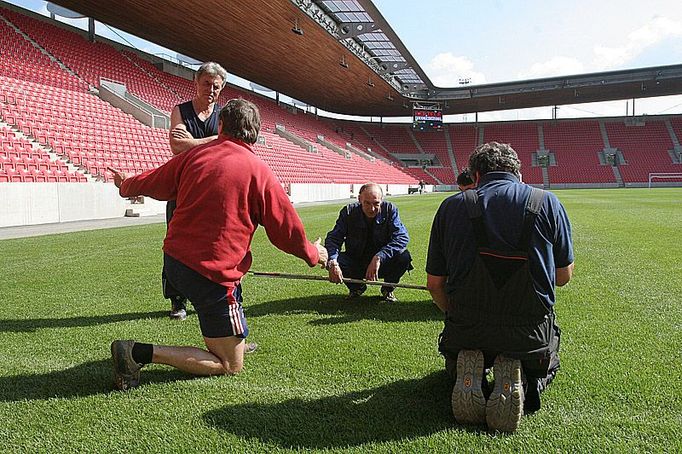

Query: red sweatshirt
left=120, top=136, right=319, bottom=287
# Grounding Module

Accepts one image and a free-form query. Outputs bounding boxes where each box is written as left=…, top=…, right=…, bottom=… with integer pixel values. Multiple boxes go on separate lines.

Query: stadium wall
left=0, top=183, right=141, bottom=227
left=0, top=184, right=418, bottom=228
left=288, top=184, right=412, bottom=203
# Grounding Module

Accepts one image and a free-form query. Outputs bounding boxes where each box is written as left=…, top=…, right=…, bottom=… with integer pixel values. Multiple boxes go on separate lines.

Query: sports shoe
left=486, top=355, right=524, bottom=432
left=169, top=299, right=187, bottom=320
left=451, top=349, right=487, bottom=425
left=111, top=340, right=143, bottom=391
left=244, top=341, right=258, bottom=354
left=381, top=287, right=398, bottom=303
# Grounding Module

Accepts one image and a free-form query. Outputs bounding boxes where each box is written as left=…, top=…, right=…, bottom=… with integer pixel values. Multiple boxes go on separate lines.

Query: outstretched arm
left=108, top=167, right=127, bottom=188
left=260, top=178, right=327, bottom=268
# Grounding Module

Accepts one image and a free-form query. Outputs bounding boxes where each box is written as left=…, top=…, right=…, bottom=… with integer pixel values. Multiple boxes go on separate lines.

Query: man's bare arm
left=556, top=263, right=574, bottom=287
left=168, top=106, right=217, bottom=155
left=427, top=274, right=451, bottom=313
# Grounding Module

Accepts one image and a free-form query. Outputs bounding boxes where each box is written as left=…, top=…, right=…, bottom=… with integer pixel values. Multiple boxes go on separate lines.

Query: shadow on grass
left=204, top=370, right=462, bottom=448
left=0, top=358, right=192, bottom=402
left=245, top=293, right=442, bottom=325
left=0, top=310, right=170, bottom=333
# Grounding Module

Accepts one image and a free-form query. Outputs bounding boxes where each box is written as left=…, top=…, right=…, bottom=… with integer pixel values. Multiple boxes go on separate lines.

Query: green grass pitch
left=0, top=188, right=680, bottom=452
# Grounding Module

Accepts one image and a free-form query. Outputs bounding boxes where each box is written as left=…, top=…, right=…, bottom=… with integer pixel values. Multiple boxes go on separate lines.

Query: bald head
left=358, top=183, right=383, bottom=218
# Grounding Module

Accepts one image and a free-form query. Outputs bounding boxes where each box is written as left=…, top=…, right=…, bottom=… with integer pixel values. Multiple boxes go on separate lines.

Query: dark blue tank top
left=178, top=100, right=221, bottom=138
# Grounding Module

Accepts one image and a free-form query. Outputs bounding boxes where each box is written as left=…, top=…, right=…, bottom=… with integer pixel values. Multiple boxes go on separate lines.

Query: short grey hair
left=468, top=142, right=521, bottom=178
left=195, top=61, right=228, bottom=87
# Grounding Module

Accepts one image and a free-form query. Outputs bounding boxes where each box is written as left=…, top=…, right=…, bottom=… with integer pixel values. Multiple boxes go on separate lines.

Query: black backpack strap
left=462, top=190, right=488, bottom=247
left=518, top=187, right=545, bottom=251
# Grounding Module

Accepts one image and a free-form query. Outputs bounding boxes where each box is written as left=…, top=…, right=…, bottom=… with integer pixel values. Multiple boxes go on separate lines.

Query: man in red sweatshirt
left=108, top=98, right=328, bottom=390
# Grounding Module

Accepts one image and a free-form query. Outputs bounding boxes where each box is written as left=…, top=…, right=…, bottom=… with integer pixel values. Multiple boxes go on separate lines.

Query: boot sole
left=452, top=349, right=487, bottom=425
left=486, top=355, right=523, bottom=432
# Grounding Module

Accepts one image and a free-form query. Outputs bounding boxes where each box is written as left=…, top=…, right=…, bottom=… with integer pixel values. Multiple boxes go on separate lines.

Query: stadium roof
left=48, top=0, right=682, bottom=117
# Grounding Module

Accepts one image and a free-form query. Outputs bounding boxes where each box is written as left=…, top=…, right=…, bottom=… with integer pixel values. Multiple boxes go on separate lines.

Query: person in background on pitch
left=426, top=142, right=573, bottom=432
left=163, top=61, right=228, bottom=320
left=108, top=99, right=328, bottom=391
left=325, top=183, right=413, bottom=303
left=456, top=168, right=476, bottom=191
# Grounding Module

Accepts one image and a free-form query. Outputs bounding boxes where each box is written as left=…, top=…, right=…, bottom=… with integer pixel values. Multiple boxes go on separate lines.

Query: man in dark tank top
left=164, top=61, right=227, bottom=320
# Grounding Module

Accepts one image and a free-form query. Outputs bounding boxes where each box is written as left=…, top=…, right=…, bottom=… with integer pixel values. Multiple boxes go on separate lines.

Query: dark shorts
left=163, top=254, right=249, bottom=339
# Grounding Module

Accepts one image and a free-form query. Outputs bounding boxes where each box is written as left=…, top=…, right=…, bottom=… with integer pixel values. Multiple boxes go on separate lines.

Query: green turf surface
left=0, top=188, right=680, bottom=452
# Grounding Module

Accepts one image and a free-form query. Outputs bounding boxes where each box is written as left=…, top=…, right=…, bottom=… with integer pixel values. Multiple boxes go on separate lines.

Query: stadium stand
left=362, top=123, right=419, bottom=155
left=447, top=124, right=479, bottom=173
left=544, top=120, right=615, bottom=185
left=1, top=5, right=681, bottom=193
left=2, top=8, right=181, bottom=112
left=0, top=6, right=416, bottom=187
left=413, top=130, right=450, bottom=166
left=604, top=120, right=678, bottom=183
left=481, top=122, right=543, bottom=185
left=401, top=167, right=438, bottom=185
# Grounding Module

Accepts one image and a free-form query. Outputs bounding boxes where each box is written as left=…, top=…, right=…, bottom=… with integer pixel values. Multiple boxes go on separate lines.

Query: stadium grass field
left=0, top=188, right=680, bottom=453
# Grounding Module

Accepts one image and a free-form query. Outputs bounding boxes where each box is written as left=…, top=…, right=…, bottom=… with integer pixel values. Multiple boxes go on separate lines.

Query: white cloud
left=425, top=52, right=487, bottom=87
left=517, top=56, right=585, bottom=80
left=593, top=16, right=682, bottom=69
left=516, top=15, right=682, bottom=83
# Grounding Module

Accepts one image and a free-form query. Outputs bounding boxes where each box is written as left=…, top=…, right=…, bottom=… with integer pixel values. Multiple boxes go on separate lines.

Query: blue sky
left=5, top=0, right=682, bottom=120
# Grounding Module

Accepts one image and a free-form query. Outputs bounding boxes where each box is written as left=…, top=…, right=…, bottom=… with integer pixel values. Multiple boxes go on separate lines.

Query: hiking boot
left=451, top=349, right=487, bottom=425
left=244, top=341, right=258, bottom=354
left=381, top=287, right=398, bottom=303
left=111, top=340, right=143, bottom=391
left=347, top=286, right=366, bottom=299
left=169, top=299, right=187, bottom=320
left=486, top=355, right=524, bottom=432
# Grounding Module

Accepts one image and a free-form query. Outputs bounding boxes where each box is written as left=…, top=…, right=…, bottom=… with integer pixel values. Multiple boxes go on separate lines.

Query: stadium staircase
left=357, top=125, right=396, bottom=161
left=448, top=125, right=478, bottom=175
left=442, top=125, right=459, bottom=172
left=406, top=127, right=425, bottom=153
left=604, top=120, right=679, bottom=184
left=544, top=120, right=615, bottom=186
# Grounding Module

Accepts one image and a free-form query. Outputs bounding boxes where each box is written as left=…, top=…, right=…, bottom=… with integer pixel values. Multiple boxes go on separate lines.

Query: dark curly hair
left=468, top=141, right=521, bottom=178
left=456, top=168, right=474, bottom=187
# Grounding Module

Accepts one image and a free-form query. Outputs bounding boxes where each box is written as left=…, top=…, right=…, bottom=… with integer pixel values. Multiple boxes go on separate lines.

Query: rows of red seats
left=605, top=121, right=677, bottom=183
left=2, top=8, right=180, bottom=113
left=2, top=6, right=680, bottom=187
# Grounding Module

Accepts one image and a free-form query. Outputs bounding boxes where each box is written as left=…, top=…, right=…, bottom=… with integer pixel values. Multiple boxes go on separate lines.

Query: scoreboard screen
left=412, top=108, right=443, bottom=131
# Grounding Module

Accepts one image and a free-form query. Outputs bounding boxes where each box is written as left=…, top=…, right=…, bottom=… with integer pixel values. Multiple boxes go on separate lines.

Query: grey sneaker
left=451, top=349, right=487, bottom=425
left=244, top=341, right=258, bottom=354
left=486, top=355, right=524, bottom=432
left=381, top=288, right=398, bottom=303
left=169, top=307, right=187, bottom=320
left=111, top=340, right=143, bottom=391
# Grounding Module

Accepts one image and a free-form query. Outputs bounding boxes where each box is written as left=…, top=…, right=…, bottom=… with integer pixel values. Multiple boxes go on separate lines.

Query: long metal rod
left=249, top=271, right=428, bottom=290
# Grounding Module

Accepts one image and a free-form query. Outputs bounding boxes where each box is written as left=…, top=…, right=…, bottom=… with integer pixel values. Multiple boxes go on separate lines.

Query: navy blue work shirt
left=426, top=172, right=573, bottom=308
left=325, top=201, right=409, bottom=263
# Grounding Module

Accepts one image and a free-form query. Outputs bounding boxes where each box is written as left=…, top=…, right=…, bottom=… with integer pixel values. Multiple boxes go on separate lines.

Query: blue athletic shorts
left=163, top=254, right=249, bottom=339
